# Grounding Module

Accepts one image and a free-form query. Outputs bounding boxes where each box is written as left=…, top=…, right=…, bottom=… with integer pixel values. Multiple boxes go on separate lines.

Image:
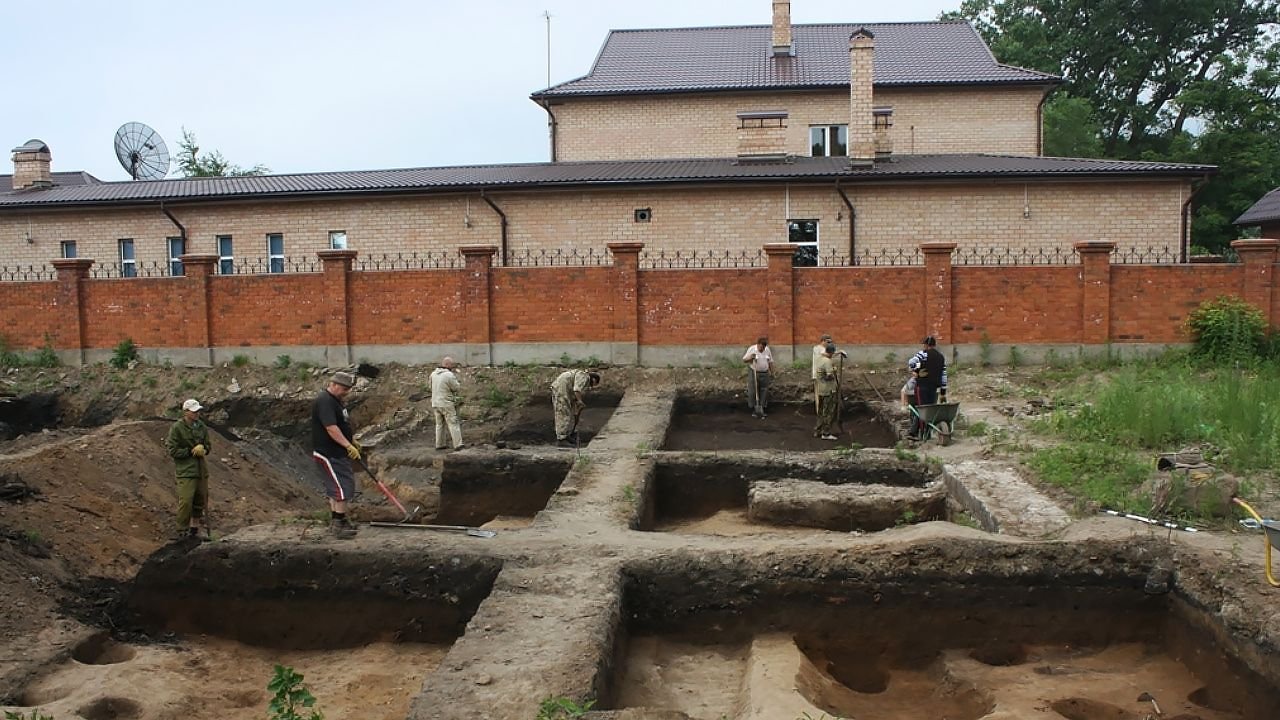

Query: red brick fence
left=3, top=239, right=1276, bottom=367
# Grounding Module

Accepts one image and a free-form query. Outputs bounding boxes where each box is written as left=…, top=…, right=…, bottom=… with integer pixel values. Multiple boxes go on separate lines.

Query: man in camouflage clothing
left=551, top=369, right=600, bottom=446
left=813, top=344, right=840, bottom=441
left=166, top=398, right=211, bottom=540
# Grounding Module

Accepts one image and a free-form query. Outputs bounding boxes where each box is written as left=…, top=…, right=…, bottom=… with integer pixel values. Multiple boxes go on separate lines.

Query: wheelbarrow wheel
left=936, top=420, right=952, bottom=446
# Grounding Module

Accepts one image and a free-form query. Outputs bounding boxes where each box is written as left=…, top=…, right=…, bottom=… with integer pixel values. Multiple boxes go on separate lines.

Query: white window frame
left=118, top=238, right=136, bottom=278
left=60, top=240, right=77, bottom=259
left=167, top=236, right=186, bottom=276
left=787, top=219, right=820, bottom=267
left=809, top=124, right=848, bottom=157
left=328, top=230, right=348, bottom=250
left=217, top=235, right=234, bottom=275
left=267, top=233, right=285, bottom=273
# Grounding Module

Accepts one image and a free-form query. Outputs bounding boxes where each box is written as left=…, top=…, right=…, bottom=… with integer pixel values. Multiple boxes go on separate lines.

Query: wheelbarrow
left=1232, top=497, right=1280, bottom=588
left=909, top=402, right=961, bottom=445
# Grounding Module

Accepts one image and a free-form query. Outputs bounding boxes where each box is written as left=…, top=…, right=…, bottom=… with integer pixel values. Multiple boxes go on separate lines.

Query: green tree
left=176, top=128, right=270, bottom=177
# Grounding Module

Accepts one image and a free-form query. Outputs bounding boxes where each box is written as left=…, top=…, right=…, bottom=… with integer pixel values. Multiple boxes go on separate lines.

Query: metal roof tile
left=1235, top=187, right=1280, bottom=226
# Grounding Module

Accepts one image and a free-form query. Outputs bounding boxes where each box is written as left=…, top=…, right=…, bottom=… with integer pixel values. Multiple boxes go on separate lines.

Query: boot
left=330, top=518, right=358, bottom=538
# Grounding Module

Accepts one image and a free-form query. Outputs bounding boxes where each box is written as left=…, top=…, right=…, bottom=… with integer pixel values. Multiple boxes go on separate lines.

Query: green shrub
left=1186, top=295, right=1265, bottom=364
left=232, top=354, right=251, bottom=367
left=110, top=338, right=139, bottom=369
left=1029, top=442, right=1152, bottom=513
left=268, top=665, right=323, bottom=720
left=536, top=697, right=595, bottom=720
left=274, top=354, right=292, bottom=369
left=978, top=331, right=993, bottom=367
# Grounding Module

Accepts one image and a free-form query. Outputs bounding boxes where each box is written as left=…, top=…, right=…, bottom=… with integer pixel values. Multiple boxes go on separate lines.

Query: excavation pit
left=435, top=452, right=572, bottom=527
left=611, top=546, right=1280, bottom=719
left=639, top=453, right=943, bottom=534
left=496, top=393, right=622, bottom=447
left=662, top=399, right=897, bottom=451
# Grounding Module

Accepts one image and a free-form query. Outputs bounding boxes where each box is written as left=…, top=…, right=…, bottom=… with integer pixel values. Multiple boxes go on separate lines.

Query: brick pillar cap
left=1230, top=238, right=1280, bottom=252
left=1073, top=241, right=1116, bottom=253
left=178, top=253, right=218, bottom=264
left=763, top=243, right=794, bottom=256
left=317, top=249, right=358, bottom=261
left=459, top=245, right=498, bottom=257
left=52, top=258, right=94, bottom=270
left=607, top=242, right=645, bottom=253
left=920, top=242, right=957, bottom=253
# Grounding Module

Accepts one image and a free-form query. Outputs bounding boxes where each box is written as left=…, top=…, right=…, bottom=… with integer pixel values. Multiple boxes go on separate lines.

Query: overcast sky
left=2, top=1, right=960, bottom=181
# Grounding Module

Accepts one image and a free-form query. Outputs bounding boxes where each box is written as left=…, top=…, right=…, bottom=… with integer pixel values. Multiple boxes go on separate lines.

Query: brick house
left=1236, top=188, right=1280, bottom=240
left=2, top=1, right=1213, bottom=274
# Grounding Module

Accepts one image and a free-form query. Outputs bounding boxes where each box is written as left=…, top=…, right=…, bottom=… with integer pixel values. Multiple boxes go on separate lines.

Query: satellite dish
left=114, top=122, right=170, bottom=180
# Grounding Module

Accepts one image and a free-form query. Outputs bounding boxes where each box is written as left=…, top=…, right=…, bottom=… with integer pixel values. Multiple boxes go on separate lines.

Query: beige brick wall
left=551, top=85, right=1044, bottom=161
left=1, top=178, right=1187, bottom=268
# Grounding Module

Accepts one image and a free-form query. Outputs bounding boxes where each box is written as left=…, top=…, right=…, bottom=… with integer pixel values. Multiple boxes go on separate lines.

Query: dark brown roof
left=0, top=170, right=101, bottom=193
left=0, top=155, right=1214, bottom=211
left=532, top=21, right=1058, bottom=99
left=1235, top=188, right=1280, bottom=226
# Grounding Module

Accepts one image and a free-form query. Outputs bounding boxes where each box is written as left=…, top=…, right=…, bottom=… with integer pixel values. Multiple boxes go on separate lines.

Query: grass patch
left=1028, top=442, right=1153, bottom=514
left=537, top=696, right=595, bottom=719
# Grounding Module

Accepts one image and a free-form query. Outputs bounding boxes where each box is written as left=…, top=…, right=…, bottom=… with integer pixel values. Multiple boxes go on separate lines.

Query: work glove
left=938, top=388, right=948, bottom=403
left=346, top=443, right=362, bottom=461
left=191, top=444, right=207, bottom=458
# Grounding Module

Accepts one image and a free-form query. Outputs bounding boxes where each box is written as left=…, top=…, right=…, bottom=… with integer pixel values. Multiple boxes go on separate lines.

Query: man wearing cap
left=551, top=369, right=600, bottom=446
left=908, top=336, right=948, bottom=438
left=813, top=344, right=841, bottom=440
left=743, top=336, right=774, bottom=418
left=311, top=372, right=362, bottom=538
left=430, top=357, right=464, bottom=451
left=166, top=398, right=212, bottom=541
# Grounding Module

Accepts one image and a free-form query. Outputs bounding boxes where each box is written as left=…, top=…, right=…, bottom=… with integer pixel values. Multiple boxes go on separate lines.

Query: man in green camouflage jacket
left=166, top=398, right=211, bottom=541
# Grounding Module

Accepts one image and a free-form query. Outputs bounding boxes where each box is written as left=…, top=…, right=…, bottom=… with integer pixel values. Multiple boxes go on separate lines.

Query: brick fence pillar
left=763, top=243, right=796, bottom=364
left=318, top=249, right=357, bottom=366
left=1075, top=241, right=1115, bottom=345
left=180, top=254, right=218, bottom=364
left=607, top=242, right=643, bottom=365
left=461, top=245, right=498, bottom=367
left=51, top=258, right=93, bottom=365
left=920, top=242, right=956, bottom=343
left=1231, top=238, right=1279, bottom=327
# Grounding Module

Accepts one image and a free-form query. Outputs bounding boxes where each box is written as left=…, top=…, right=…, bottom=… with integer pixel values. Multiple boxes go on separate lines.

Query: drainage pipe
left=480, top=190, right=508, bottom=266
left=537, top=99, right=559, bottom=162
left=1180, top=174, right=1211, bottom=263
left=835, top=182, right=856, bottom=265
left=160, top=202, right=187, bottom=243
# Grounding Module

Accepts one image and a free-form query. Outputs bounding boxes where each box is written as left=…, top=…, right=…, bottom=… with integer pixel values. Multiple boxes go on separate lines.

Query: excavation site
left=0, top=364, right=1277, bottom=720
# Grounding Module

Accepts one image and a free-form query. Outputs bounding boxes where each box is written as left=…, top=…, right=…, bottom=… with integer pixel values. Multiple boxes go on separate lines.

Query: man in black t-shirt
left=311, top=371, right=362, bottom=538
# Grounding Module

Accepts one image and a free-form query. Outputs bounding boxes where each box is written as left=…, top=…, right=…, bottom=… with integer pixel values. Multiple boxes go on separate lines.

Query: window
left=788, top=220, right=819, bottom=267
left=60, top=241, right=77, bottom=259
left=168, top=236, right=186, bottom=276
left=328, top=230, right=348, bottom=250
left=267, top=233, right=285, bottom=273
left=118, top=239, right=136, bottom=278
left=217, top=235, right=234, bottom=274
left=633, top=208, right=652, bottom=223
left=809, top=125, right=847, bottom=157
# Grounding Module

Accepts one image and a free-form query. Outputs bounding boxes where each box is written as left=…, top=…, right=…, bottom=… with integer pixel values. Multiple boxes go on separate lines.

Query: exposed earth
left=0, top=360, right=1277, bottom=719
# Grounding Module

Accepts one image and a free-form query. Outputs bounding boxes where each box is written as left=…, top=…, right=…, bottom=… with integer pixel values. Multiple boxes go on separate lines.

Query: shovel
left=368, top=522, right=496, bottom=538
left=353, top=457, right=421, bottom=524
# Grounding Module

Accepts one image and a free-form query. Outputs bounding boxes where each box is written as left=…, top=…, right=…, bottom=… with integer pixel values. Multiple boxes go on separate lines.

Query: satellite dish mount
left=114, top=122, right=170, bottom=180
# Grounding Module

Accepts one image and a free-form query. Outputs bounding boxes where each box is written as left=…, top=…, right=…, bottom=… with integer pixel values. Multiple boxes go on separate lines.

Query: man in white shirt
left=742, top=336, right=774, bottom=418
left=430, top=357, right=464, bottom=450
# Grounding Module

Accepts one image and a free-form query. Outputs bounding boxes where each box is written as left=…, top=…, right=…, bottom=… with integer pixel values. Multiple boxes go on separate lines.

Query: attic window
left=737, top=110, right=788, bottom=129
left=873, top=106, right=894, bottom=130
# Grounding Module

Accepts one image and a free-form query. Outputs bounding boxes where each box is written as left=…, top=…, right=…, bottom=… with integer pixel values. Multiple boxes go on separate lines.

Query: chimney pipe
left=847, top=29, right=876, bottom=165
left=772, top=0, right=793, bottom=57
left=11, top=139, right=52, bottom=190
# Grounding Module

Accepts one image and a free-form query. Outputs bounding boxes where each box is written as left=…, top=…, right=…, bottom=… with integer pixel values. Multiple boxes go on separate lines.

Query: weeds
left=274, top=354, right=292, bottom=369
left=232, top=354, right=251, bottom=367
left=1008, top=345, right=1022, bottom=369
left=979, top=331, right=993, bottom=367
left=621, top=483, right=637, bottom=502
left=110, top=338, right=139, bottom=369
left=1186, top=295, right=1265, bottom=365
left=5, top=710, right=55, bottom=720
left=482, top=387, right=514, bottom=409
left=536, top=697, right=595, bottom=720
left=0, top=334, right=60, bottom=369
left=1028, top=442, right=1152, bottom=514
left=894, top=445, right=919, bottom=462
left=268, top=664, right=324, bottom=720
left=833, top=442, right=862, bottom=458
left=895, top=509, right=919, bottom=526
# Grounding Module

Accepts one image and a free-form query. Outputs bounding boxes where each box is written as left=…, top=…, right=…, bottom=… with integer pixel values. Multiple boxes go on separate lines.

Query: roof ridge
left=607, top=20, right=969, bottom=34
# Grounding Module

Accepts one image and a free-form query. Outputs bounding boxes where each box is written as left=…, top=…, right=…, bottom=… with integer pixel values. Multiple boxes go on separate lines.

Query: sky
left=1, top=1, right=960, bottom=181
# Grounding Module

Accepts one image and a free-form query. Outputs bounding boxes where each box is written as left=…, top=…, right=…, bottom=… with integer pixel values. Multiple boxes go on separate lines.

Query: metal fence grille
left=0, top=264, right=57, bottom=281
left=504, top=247, right=613, bottom=267
left=639, top=248, right=767, bottom=269
left=1111, top=246, right=1185, bottom=265
left=89, top=260, right=177, bottom=279
left=355, top=251, right=464, bottom=271
left=952, top=246, right=1080, bottom=266
left=218, top=257, right=321, bottom=275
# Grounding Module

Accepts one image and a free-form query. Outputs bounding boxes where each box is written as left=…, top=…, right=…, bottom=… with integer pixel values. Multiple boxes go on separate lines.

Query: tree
left=176, top=128, right=270, bottom=177
left=947, top=0, right=1280, bottom=253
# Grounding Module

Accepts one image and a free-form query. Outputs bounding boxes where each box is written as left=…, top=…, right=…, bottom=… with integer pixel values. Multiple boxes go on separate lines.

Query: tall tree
left=948, top=0, right=1280, bottom=252
left=176, top=128, right=270, bottom=177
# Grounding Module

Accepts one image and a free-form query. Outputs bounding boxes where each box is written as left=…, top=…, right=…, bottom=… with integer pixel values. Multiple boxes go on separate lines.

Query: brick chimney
left=11, top=139, right=52, bottom=190
left=772, top=0, right=793, bottom=56
left=848, top=29, right=876, bottom=165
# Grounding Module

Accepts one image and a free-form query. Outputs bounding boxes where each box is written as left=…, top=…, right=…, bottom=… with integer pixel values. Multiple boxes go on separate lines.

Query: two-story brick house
left=1, top=1, right=1213, bottom=273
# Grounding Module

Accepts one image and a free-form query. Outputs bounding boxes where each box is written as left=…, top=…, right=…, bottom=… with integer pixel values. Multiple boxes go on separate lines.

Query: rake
left=367, top=522, right=496, bottom=538
left=353, top=456, right=421, bottom=524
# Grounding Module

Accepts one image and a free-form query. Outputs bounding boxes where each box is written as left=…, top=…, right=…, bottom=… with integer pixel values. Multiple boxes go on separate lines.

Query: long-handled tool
left=861, top=371, right=887, bottom=402
left=354, top=457, right=420, bottom=524
left=568, top=401, right=585, bottom=456
left=367, top=522, right=496, bottom=538
left=834, top=354, right=846, bottom=434
left=750, top=366, right=764, bottom=418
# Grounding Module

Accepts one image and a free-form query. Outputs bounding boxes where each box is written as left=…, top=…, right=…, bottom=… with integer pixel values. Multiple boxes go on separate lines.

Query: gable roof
left=533, top=21, right=1059, bottom=99
left=0, top=170, right=101, bottom=193
left=1235, top=187, right=1280, bottom=226
left=0, top=155, right=1213, bottom=211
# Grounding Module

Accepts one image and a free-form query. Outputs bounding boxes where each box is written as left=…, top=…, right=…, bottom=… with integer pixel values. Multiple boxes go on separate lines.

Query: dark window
left=168, top=236, right=186, bottom=276
left=809, top=125, right=847, bottom=157
left=267, top=233, right=285, bottom=274
left=60, top=241, right=77, bottom=259
left=788, top=220, right=819, bottom=267
left=119, top=239, right=136, bottom=278
left=217, top=235, right=234, bottom=274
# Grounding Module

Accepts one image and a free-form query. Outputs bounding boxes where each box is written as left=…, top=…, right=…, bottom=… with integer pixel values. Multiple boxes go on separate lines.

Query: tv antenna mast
left=543, top=10, right=552, bottom=87
left=114, top=122, right=170, bottom=180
